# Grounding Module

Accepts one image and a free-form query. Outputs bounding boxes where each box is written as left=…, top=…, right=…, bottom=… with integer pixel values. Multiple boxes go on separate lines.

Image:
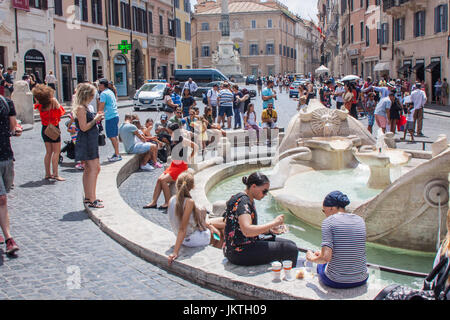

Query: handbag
left=97, top=120, right=106, bottom=146
left=44, top=122, right=61, bottom=141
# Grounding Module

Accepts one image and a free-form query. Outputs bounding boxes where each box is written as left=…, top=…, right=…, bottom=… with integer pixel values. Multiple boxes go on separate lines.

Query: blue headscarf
left=323, top=191, right=350, bottom=208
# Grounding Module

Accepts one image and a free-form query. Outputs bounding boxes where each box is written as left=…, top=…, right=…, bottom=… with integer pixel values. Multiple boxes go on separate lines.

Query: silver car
left=133, top=81, right=167, bottom=111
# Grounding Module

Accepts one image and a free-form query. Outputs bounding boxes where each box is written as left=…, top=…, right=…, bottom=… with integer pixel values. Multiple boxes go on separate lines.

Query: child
left=244, top=103, right=261, bottom=145
left=402, top=94, right=414, bottom=142
left=366, top=92, right=376, bottom=134
left=66, top=113, right=84, bottom=170
left=297, top=95, right=308, bottom=112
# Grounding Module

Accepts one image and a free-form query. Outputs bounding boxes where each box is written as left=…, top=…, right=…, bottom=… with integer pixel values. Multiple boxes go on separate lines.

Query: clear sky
left=190, top=0, right=319, bottom=23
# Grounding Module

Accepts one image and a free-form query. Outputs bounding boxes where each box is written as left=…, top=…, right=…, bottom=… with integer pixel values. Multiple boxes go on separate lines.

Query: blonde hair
left=72, top=83, right=96, bottom=118
left=175, top=172, right=207, bottom=231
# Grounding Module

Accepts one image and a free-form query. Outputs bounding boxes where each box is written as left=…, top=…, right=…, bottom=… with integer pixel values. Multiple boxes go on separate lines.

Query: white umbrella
left=340, top=75, right=360, bottom=82
left=315, top=65, right=330, bottom=74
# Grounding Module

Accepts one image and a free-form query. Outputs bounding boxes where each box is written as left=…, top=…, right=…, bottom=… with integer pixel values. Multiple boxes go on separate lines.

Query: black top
left=390, top=98, right=403, bottom=120
left=0, top=97, right=16, bottom=161
left=223, top=192, right=258, bottom=255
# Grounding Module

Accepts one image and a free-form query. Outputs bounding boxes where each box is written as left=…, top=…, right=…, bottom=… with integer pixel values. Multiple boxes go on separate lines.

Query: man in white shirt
left=183, top=78, right=198, bottom=94
left=410, top=83, right=427, bottom=136
left=207, top=83, right=219, bottom=122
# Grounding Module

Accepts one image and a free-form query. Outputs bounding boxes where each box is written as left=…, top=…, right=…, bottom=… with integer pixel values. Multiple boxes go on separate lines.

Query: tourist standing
left=334, top=81, right=345, bottom=110
left=72, top=83, right=104, bottom=208
left=410, top=83, right=427, bottom=136
left=98, top=78, right=121, bottom=162
left=441, top=78, right=448, bottom=106
left=45, top=71, right=57, bottom=91
left=33, top=84, right=66, bottom=181
left=207, top=83, right=219, bottom=122
left=232, top=85, right=244, bottom=129
left=0, top=94, right=22, bottom=255
left=222, top=172, right=298, bottom=267
left=256, top=77, right=263, bottom=96
left=374, top=92, right=394, bottom=134
left=262, top=80, right=277, bottom=110
left=2, top=67, right=14, bottom=97
left=434, top=79, right=442, bottom=105
left=217, top=82, right=234, bottom=129
left=183, top=78, right=198, bottom=95
left=181, top=88, right=196, bottom=118
left=389, top=93, right=403, bottom=134
left=306, top=191, right=368, bottom=289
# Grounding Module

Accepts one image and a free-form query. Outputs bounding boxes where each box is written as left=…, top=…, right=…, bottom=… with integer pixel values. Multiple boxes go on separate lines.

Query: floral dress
left=223, top=192, right=258, bottom=256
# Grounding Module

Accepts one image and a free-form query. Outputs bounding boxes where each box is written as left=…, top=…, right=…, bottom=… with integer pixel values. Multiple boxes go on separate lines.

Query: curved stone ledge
left=85, top=153, right=385, bottom=300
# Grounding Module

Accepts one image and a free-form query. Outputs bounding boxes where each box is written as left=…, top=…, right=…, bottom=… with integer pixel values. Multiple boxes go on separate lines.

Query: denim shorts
left=367, top=114, right=375, bottom=126
left=105, top=116, right=119, bottom=138
left=0, top=159, right=14, bottom=196
left=218, top=106, right=233, bottom=118
left=131, top=142, right=152, bottom=154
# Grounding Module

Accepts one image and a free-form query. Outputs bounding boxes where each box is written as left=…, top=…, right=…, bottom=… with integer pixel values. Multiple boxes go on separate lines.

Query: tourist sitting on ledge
left=306, top=191, right=368, bottom=289
left=222, top=172, right=299, bottom=267
left=143, top=122, right=198, bottom=210
left=167, top=172, right=225, bottom=266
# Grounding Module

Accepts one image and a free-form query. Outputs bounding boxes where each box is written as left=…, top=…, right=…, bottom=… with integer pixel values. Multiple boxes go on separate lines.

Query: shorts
left=262, top=122, right=277, bottom=129
left=182, top=229, right=211, bottom=247
left=367, top=114, right=375, bottom=126
left=41, top=125, right=61, bottom=143
left=105, top=116, right=119, bottom=138
left=406, top=121, right=415, bottom=131
left=131, top=142, right=153, bottom=154
left=218, top=105, right=233, bottom=118
left=375, top=115, right=387, bottom=129
left=0, top=159, right=14, bottom=196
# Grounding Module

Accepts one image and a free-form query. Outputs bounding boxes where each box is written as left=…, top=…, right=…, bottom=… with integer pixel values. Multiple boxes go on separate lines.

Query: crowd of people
left=0, top=66, right=449, bottom=298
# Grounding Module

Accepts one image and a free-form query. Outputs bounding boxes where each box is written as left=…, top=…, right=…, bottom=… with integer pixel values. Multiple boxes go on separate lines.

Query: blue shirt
left=118, top=123, right=138, bottom=154
left=218, top=89, right=233, bottom=108
left=100, top=89, right=118, bottom=121
left=262, top=87, right=274, bottom=109
left=171, top=93, right=181, bottom=106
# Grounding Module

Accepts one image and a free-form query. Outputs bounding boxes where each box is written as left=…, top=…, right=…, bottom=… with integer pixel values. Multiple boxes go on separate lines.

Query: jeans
left=225, top=237, right=299, bottom=267
left=317, top=263, right=368, bottom=289
left=233, top=107, right=242, bottom=128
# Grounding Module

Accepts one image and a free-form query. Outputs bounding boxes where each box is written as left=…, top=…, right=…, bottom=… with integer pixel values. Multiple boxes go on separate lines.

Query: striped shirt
left=321, top=212, right=368, bottom=284
left=218, top=89, right=234, bottom=108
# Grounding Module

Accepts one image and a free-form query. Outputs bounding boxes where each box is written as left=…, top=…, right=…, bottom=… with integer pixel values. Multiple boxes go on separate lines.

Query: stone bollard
left=11, top=80, right=34, bottom=126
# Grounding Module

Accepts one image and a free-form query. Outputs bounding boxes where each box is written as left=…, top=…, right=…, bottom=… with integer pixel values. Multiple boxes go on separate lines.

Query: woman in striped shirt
left=306, top=191, right=368, bottom=289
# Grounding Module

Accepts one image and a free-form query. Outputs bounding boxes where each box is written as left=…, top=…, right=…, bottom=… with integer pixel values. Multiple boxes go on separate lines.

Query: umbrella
left=340, top=75, right=360, bottom=82
left=315, top=65, right=330, bottom=74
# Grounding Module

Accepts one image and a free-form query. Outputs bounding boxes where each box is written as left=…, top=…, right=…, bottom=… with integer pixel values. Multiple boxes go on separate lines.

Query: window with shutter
left=148, top=12, right=153, bottom=34
left=55, top=0, right=63, bottom=16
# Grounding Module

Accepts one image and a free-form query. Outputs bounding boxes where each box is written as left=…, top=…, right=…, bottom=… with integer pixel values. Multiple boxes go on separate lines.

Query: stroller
left=59, top=140, right=76, bottom=163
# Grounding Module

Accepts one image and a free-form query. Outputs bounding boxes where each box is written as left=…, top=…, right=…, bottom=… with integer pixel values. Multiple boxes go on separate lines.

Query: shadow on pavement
left=19, top=179, right=55, bottom=188
left=60, top=210, right=89, bottom=222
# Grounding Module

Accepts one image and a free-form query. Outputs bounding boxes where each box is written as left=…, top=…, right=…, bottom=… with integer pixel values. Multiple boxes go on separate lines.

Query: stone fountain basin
left=353, top=147, right=412, bottom=168
left=304, top=136, right=355, bottom=151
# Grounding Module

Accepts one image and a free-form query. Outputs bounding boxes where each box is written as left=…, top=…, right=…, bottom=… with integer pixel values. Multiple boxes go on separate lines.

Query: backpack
left=157, top=145, right=168, bottom=163
left=202, top=90, right=210, bottom=105
left=374, top=255, right=450, bottom=300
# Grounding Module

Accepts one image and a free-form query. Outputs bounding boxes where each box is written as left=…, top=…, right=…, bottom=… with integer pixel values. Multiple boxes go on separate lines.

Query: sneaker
left=140, top=163, right=155, bottom=171
left=75, top=163, right=84, bottom=170
left=108, top=154, right=122, bottom=162
left=153, top=162, right=163, bottom=169
left=5, top=238, right=19, bottom=255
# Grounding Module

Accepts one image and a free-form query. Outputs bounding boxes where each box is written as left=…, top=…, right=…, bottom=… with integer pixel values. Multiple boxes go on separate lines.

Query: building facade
left=317, top=0, right=340, bottom=76
left=295, top=19, right=321, bottom=77
left=192, top=0, right=297, bottom=76
left=0, top=0, right=55, bottom=89
left=54, top=0, right=109, bottom=102
left=382, top=0, right=449, bottom=101
left=174, top=0, right=193, bottom=69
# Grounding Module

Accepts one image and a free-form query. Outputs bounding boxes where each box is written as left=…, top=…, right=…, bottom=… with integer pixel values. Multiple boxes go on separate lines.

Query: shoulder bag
left=44, top=107, right=61, bottom=141
left=97, top=117, right=106, bottom=146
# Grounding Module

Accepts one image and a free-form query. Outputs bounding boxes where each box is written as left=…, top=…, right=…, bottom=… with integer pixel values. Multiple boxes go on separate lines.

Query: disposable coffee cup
left=271, top=261, right=282, bottom=281
left=282, top=260, right=293, bottom=280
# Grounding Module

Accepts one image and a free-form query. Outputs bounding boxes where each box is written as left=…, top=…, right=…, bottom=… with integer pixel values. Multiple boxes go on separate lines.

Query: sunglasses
left=262, top=189, right=269, bottom=195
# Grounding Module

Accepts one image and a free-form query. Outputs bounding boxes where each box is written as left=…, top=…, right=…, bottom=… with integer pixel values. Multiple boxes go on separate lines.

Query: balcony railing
left=383, top=0, right=409, bottom=12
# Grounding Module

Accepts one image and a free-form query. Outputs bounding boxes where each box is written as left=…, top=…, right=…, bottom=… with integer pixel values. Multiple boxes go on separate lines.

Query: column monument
left=212, top=0, right=243, bottom=81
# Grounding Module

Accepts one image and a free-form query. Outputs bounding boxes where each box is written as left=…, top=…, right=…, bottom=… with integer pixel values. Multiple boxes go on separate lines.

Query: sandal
left=88, top=200, right=104, bottom=208
left=143, top=204, right=157, bottom=209
left=44, top=175, right=54, bottom=180
left=84, top=198, right=103, bottom=204
left=158, top=205, right=168, bottom=210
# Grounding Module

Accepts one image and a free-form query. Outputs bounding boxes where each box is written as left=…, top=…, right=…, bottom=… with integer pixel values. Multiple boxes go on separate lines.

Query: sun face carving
left=310, top=108, right=342, bottom=137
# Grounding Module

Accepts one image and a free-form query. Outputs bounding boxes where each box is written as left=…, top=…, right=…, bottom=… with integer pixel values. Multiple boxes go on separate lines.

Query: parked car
left=133, top=80, right=167, bottom=111
left=194, top=81, right=257, bottom=100
left=245, top=75, right=256, bottom=85
left=289, top=81, right=303, bottom=98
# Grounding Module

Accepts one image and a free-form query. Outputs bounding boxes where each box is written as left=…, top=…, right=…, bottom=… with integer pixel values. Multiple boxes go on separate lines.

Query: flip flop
left=88, top=200, right=104, bottom=209
left=158, top=205, right=168, bottom=210
left=143, top=204, right=157, bottom=209
left=84, top=198, right=103, bottom=204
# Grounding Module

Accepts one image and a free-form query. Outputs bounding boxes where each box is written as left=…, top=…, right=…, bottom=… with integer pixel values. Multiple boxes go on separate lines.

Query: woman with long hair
left=33, top=84, right=66, bottom=181
left=222, top=172, right=298, bottom=267
left=163, top=86, right=178, bottom=117
left=181, top=88, right=196, bottom=117
left=167, top=172, right=225, bottom=265
left=72, top=83, right=104, bottom=208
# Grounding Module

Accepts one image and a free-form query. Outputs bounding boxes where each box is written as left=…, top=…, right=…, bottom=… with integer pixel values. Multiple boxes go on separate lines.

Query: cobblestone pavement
left=1, top=119, right=230, bottom=300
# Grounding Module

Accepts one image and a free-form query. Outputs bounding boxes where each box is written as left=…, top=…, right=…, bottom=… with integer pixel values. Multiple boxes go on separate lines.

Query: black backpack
left=375, top=255, right=450, bottom=300
left=202, top=90, right=210, bottom=105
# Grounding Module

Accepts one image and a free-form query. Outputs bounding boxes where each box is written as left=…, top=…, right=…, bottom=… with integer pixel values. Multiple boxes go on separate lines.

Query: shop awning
left=413, top=62, right=424, bottom=70
left=425, top=61, right=440, bottom=71
left=373, top=62, right=391, bottom=72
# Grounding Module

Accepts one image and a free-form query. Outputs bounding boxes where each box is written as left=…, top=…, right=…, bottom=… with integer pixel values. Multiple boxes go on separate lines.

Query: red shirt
left=34, top=104, right=65, bottom=126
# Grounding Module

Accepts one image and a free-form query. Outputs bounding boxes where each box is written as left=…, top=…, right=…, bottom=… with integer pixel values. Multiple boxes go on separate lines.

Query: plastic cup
left=271, top=261, right=282, bottom=281
left=282, top=260, right=293, bottom=280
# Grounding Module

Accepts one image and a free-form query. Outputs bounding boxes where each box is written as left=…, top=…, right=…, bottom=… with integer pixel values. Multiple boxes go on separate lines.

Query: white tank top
left=168, top=196, right=198, bottom=237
